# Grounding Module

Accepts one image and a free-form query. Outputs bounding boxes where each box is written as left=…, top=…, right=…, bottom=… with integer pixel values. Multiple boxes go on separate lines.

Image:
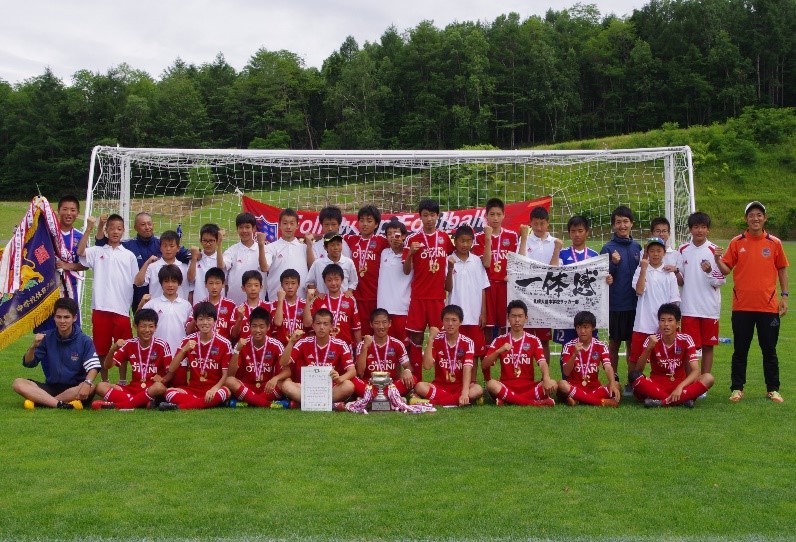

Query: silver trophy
left=369, top=371, right=392, bottom=412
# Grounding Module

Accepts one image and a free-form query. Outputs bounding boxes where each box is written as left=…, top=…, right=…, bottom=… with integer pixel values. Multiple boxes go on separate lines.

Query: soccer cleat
left=682, top=399, right=695, bottom=409
left=91, top=400, right=115, bottom=410
left=69, top=400, right=84, bottom=410
left=23, top=400, right=35, bottom=410
left=288, top=400, right=299, bottom=409
left=729, top=390, right=745, bottom=402
left=158, top=401, right=178, bottom=411
left=408, top=396, right=430, bottom=406
left=494, top=398, right=505, bottom=406
left=475, top=396, right=485, bottom=406
left=533, top=398, right=555, bottom=407
left=697, top=391, right=708, bottom=400
left=644, top=398, right=663, bottom=408
left=600, top=398, right=619, bottom=408
left=226, top=398, right=238, bottom=408
left=270, top=399, right=290, bottom=409
left=622, top=383, right=635, bottom=398
left=767, top=391, right=784, bottom=403
left=56, top=400, right=74, bottom=409
left=566, top=396, right=578, bottom=407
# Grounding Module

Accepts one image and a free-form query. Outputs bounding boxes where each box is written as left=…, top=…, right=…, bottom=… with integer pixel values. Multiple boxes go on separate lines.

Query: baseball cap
left=744, top=201, right=766, bottom=215
left=323, top=232, right=343, bottom=245
left=645, top=237, right=666, bottom=249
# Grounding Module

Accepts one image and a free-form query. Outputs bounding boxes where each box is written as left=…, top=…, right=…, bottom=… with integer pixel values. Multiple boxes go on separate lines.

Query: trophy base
left=370, top=400, right=391, bottom=412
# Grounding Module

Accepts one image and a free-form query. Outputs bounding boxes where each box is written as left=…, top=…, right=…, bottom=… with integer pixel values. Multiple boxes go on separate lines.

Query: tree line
left=0, top=0, right=793, bottom=198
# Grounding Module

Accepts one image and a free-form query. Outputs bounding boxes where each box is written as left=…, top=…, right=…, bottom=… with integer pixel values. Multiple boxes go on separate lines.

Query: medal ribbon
left=357, top=238, right=371, bottom=273
left=284, top=300, right=299, bottom=336
left=373, top=338, right=389, bottom=372
left=576, top=340, right=594, bottom=381
left=660, top=336, right=678, bottom=377
left=136, top=339, right=154, bottom=382
left=510, top=333, right=527, bottom=375
left=251, top=340, right=267, bottom=382
left=445, top=335, right=461, bottom=379
left=328, top=295, right=343, bottom=328
left=314, top=338, right=332, bottom=366
left=197, top=337, right=212, bottom=375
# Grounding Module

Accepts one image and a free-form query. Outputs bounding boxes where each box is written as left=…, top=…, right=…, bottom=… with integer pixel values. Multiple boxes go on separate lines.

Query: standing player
left=226, top=307, right=290, bottom=407
left=650, top=217, right=683, bottom=284
left=270, top=269, right=308, bottom=346
left=630, top=303, right=715, bottom=407
left=92, top=309, right=171, bottom=409
left=678, top=212, right=725, bottom=381
left=222, top=213, right=268, bottom=306
left=310, top=205, right=352, bottom=261
left=346, top=205, right=390, bottom=335
left=599, top=205, right=642, bottom=395
left=306, top=232, right=358, bottom=296
left=188, top=223, right=225, bottom=302
left=403, top=199, right=455, bottom=380
left=482, top=300, right=557, bottom=406
left=230, top=270, right=270, bottom=342
left=414, top=305, right=484, bottom=406
left=264, top=208, right=313, bottom=300
left=715, top=201, right=789, bottom=403
left=557, top=311, right=620, bottom=407
left=352, top=309, right=415, bottom=398
left=305, top=264, right=362, bottom=349
left=186, top=267, right=237, bottom=342
left=280, top=309, right=356, bottom=408
left=377, top=220, right=412, bottom=345
left=140, top=264, right=193, bottom=356
left=135, top=230, right=193, bottom=301
left=160, top=302, right=232, bottom=410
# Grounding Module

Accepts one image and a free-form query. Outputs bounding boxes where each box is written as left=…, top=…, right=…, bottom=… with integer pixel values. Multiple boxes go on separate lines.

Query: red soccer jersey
left=486, top=331, right=546, bottom=382
left=644, top=333, right=698, bottom=383
left=112, top=337, right=172, bottom=385
left=268, top=298, right=308, bottom=345
left=235, top=336, right=285, bottom=388
left=177, top=332, right=233, bottom=391
left=430, top=332, right=475, bottom=385
left=231, top=300, right=271, bottom=341
left=310, top=294, right=361, bottom=344
left=355, top=336, right=409, bottom=381
left=402, top=230, right=455, bottom=300
left=187, top=297, right=237, bottom=341
left=289, top=336, right=354, bottom=383
left=561, top=338, right=611, bottom=387
left=346, top=234, right=390, bottom=302
left=473, top=228, right=519, bottom=282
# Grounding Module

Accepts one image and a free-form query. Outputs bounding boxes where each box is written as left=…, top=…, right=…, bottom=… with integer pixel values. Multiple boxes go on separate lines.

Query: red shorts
left=406, top=298, right=444, bottom=334
left=352, top=375, right=415, bottom=397
left=459, top=324, right=486, bottom=357
left=92, top=310, right=132, bottom=356
left=388, top=315, right=408, bottom=343
left=629, top=331, right=650, bottom=363
left=501, top=379, right=549, bottom=399
left=529, top=327, right=552, bottom=342
left=681, top=316, right=719, bottom=349
left=427, top=380, right=464, bottom=398
left=356, top=299, right=378, bottom=336
left=484, top=280, right=507, bottom=328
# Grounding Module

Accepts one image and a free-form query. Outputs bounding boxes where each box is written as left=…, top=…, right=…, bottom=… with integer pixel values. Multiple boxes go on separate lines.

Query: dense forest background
left=0, top=0, right=794, bottom=198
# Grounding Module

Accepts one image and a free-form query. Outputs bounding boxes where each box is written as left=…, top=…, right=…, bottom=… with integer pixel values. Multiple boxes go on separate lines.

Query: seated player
left=226, top=307, right=291, bottom=407
left=160, top=301, right=233, bottom=410
left=630, top=303, right=715, bottom=408
left=280, top=309, right=356, bottom=408
left=186, top=266, right=236, bottom=341
left=230, top=270, right=270, bottom=342
left=482, top=300, right=557, bottom=406
left=415, top=305, right=484, bottom=407
left=305, top=263, right=362, bottom=348
left=352, top=309, right=416, bottom=398
left=12, top=298, right=99, bottom=409
left=270, top=269, right=308, bottom=346
left=92, top=309, right=171, bottom=409
left=557, top=311, right=621, bottom=407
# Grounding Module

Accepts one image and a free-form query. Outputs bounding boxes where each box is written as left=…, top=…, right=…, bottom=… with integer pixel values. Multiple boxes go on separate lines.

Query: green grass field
left=1, top=210, right=794, bottom=541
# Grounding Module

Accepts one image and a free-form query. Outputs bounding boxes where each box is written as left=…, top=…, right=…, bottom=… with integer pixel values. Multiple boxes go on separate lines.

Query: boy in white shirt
left=446, top=225, right=490, bottom=381
left=264, top=208, right=313, bottom=301
left=650, top=217, right=683, bottom=285
left=188, top=223, right=225, bottom=302
left=141, top=264, right=193, bottom=356
left=677, top=212, right=726, bottom=376
left=306, top=232, right=358, bottom=296
left=628, top=237, right=681, bottom=374
left=135, top=230, right=193, bottom=302
left=222, top=213, right=268, bottom=306
left=77, top=213, right=138, bottom=381
left=311, top=206, right=352, bottom=261
left=377, top=220, right=412, bottom=345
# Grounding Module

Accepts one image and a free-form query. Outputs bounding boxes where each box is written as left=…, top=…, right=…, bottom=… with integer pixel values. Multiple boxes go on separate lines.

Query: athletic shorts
left=608, top=310, right=635, bottom=342
left=529, top=327, right=552, bottom=342
left=406, top=298, right=444, bottom=334
left=484, top=280, right=507, bottom=327
left=92, top=310, right=132, bottom=356
left=356, top=299, right=377, bottom=336
left=427, top=380, right=464, bottom=398
left=388, top=314, right=408, bottom=343
left=681, top=316, right=719, bottom=349
left=459, top=324, right=486, bottom=357
left=500, top=379, right=540, bottom=396
left=629, top=331, right=650, bottom=363
left=31, top=380, right=75, bottom=397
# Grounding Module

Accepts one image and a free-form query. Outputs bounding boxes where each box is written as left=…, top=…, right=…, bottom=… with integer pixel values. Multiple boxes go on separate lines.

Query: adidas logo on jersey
left=739, top=247, right=746, bottom=253
left=710, top=336, right=717, bottom=341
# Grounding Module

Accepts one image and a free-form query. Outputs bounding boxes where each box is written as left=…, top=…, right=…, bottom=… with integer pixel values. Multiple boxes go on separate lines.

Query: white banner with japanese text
left=507, top=252, right=609, bottom=329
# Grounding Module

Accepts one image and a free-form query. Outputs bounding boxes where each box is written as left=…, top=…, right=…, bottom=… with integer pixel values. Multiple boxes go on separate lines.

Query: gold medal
left=359, top=264, right=368, bottom=277
left=256, top=381, right=262, bottom=389
left=448, top=372, right=456, bottom=383
left=200, top=372, right=208, bottom=382
left=582, top=379, right=588, bottom=387
left=140, top=382, right=147, bottom=389
left=331, top=326, right=341, bottom=336
left=494, top=261, right=502, bottom=273
left=429, top=260, right=440, bottom=273
left=514, top=367, right=521, bottom=378
left=670, top=375, right=675, bottom=382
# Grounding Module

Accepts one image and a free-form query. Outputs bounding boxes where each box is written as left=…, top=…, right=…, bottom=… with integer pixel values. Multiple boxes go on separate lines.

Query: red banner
left=241, top=195, right=552, bottom=241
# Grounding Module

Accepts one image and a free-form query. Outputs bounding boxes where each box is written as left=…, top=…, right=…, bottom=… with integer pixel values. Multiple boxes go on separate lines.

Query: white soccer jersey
left=525, top=232, right=559, bottom=264
left=664, top=247, right=682, bottom=270
left=192, top=251, right=221, bottom=302
left=80, top=244, right=138, bottom=316
left=264, top=238, right=309, bottom=301
left=143, top=295, right=193, bottom=355
left=223, top=241, right=265, bottom=306
left=377, top=248, right=412, bottom=316
left=312, top=238, right=352, bottom=260
left=143, top=258, right=193, bottom=301
left=448, top=253, right=490, bottom=325
left=678, top=240, right=725, bottom=318
left=632, top=263, right=681, bottom=334
left=306, top=254, right=358, bottom=295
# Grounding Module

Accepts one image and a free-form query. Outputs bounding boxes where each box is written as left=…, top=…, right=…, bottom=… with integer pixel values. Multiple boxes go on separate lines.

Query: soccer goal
left=83, top=146, right=694, bottom=327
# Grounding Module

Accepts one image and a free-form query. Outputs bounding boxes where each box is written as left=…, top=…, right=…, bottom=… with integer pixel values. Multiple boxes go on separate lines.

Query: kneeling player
left=353, top=309, right=416, bottom=398
left=280, top=309, right=356, bottom=408
left=161, top=301, right=233, bottom=409
left=482, top=300, right=557, bottom=406
left=630, top=303, right=715, bottom=408
left=414, top=305, right=483, bottom=406
left=226, top=307, right=290, bottom=407
left=93, top=309, right=171, bottom=409
left=558, top=311, right=621, bottom=407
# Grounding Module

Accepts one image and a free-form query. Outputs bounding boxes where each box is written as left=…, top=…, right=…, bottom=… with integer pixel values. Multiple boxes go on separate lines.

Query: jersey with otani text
left=268, top=298, right=308, bottom=345
left=310, top=294, right=361, bottom=344
left=561, top=338, right=611, bottom=386
left=346, top=235, right=390, bottom=302
left=289, top=336, right=354, bottom=382
left=486, top=332, right=546, bottom=382
left=402, top=231, right=455, bottom=300
left=473, top=229, right=519, bottom=281
left=112, top=337, right=172, bottom=385
left=235, top=337, right=285, bottom=387
left=430, top=333, right=474, bottom=385
left=643, top=333, right=698, bottom=382
left=177, top=333, right=233, bottom=390
left=356, top=336, right=409, bottom=381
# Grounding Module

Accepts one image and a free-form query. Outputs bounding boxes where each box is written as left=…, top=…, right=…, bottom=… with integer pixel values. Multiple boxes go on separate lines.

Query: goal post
left=83, top=145, right=695, bottom=329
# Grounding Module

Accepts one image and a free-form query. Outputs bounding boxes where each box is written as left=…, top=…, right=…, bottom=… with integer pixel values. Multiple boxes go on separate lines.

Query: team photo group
left=13, top=194, right=789, bottom=412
